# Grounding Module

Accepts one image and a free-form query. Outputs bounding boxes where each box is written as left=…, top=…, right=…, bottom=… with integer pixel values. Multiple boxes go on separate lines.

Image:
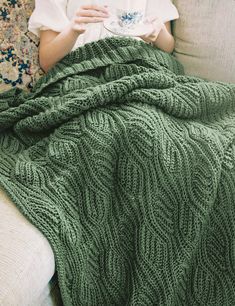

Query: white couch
left=0, top=0, right=235, bottom=305
left=0, top=189, right=63, bottom=306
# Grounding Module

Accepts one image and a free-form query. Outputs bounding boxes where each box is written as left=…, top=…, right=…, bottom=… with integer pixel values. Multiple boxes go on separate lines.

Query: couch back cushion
left=172, top=0, right=235, bottom=84
left=0, top=0, right=43, bottom=93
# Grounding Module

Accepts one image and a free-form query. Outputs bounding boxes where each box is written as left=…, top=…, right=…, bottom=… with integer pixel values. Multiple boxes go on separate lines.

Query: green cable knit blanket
left=1, top=36, right=235, bottom=305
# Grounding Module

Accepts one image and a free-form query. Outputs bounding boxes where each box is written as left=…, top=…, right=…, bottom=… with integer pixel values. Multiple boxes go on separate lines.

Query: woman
left=28, top=0, right=179, bottom=73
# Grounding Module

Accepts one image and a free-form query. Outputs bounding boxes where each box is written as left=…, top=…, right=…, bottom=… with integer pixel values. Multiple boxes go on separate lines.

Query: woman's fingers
left=74, top=16, right=107, bottom=24
left=72, top=4, right=110, bottom=33
left=77, top=9, right=109, bottom=18
left=81, top=4, right=109, bottom=14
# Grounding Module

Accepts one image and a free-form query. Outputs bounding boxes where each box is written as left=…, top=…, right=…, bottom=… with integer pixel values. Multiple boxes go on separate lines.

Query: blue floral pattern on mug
left=119, top=11, right=143, bottom=27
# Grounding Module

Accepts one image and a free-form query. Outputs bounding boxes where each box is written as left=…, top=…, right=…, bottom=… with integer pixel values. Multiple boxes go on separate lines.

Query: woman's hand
left=70, top=4, right=109, bottom=34
left=138, top=16, right=165, bottom=44
left=39, top=4, right=109, bottom=73
left=139, top=16, right=175, bottom=53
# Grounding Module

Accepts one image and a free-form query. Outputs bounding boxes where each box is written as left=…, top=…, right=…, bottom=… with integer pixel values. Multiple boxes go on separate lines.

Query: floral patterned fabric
left=0, top=0, right=44, bottom=93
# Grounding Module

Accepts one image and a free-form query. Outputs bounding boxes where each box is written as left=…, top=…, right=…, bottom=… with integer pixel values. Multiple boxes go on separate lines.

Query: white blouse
left=28, top=0, right=179, bottom=51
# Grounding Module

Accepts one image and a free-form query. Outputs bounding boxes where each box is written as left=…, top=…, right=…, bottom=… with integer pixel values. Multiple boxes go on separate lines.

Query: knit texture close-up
left=0, top=36, right=235, bottom=305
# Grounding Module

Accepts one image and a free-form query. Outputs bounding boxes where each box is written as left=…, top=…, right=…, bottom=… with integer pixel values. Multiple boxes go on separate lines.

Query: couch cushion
left=0, top=0, right=43, bottom=93
left=172, top=0, right=235, bottom=84
left=33, top=274, right=63, bottom=306
left=0, top=187, right=56, bottom=305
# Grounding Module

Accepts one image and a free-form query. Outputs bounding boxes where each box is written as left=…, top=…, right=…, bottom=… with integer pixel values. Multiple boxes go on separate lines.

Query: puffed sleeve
left=28, top=0, right=70, bottom=37
left=146, top=0, right=179, bottom=22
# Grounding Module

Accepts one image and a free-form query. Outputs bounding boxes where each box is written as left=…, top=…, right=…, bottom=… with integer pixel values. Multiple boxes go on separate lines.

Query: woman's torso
left=66, top=0, right=147, bottom=50
left=28, top=0, right=179, bottom=51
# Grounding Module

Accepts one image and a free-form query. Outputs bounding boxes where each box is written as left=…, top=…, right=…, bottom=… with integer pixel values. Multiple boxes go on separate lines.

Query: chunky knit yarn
left=0, top=36, right=235, bottom=305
